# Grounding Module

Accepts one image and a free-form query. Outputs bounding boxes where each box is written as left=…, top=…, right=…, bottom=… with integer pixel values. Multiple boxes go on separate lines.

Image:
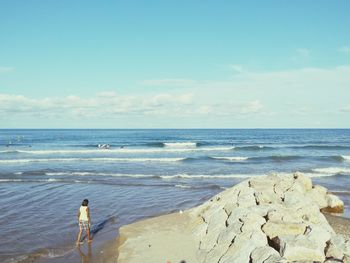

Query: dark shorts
left=79, top=220, right=89, bottom=230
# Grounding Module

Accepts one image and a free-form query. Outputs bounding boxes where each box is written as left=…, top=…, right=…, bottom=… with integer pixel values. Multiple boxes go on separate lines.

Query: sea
left=1, top=129, right=350, bottom=262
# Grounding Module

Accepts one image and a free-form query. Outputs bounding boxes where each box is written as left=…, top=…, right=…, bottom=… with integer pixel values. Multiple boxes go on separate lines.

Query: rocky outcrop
left=117, top=172, right=348, bottom=263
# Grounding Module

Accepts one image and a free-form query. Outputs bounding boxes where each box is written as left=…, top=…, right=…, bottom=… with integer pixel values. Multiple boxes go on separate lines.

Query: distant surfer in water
left=98, top=144, right=110, bottom=149
left=76, top=199, right=92, bottom=246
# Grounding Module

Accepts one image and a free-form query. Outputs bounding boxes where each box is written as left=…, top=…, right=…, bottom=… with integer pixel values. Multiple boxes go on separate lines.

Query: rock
left=325, top=259, right=344, bottom=263
left=263, top=254, right=285, bottom=263
left=327, top=235, right=350, bottom=257
left=204, top=242, right=230, bottom=263
left=237, top=186, right=257, bottom=208
left=250, top=246, right=280, bottom=263
left=283, top=189, right=312, bottom=207
left=217, top=222, right=241, bottom=245
left=321, top=194, right=345, bottom=213
left=240, top=213, right=266, bottom=232
left=304, top=223, right=333, bottom=244
left=306, top=185, right=328, bottom=208
left=294, top=171, right=313, bottom=191
left=219, top=230, right=267, bottom=263
left=325, top=241, right=344, bottom=260
left=274, top=175, right=294, bottom=197
left=200, top=208, right=227, bottom=251
left=276, top=234, right=326, bottom=262
left=262, top=221, right=306, bottom=239
left=254, top=190, right=282, bottom=205
left=267, top=207, right=304, bottom=224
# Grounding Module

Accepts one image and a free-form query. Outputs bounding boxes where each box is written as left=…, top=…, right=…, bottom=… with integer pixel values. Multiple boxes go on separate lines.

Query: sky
left=0, top=0, right=350, bottom=128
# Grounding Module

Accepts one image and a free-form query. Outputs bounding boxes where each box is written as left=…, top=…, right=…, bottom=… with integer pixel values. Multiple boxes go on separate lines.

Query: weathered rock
left=321, top=194, right=345, bottom=213
left=325, top=241, right=344, bottom=260
left=276, top=234, right=326, bottom=262
left=262, top=221, right=306, bottom=239
left=250, top=246, right=280, bottom=263
left=219, top=230, right=267, bottom=263
left=200, top=208, right=227, bottom=251
left=267, top=207, right=304, bottom=224
left=294, top=171, right=313, bottom=191
left=254, top=190, right=282, bottom=205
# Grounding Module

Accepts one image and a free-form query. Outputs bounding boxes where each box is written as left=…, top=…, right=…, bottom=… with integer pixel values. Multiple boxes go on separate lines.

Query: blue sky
left=0, top=0, right=350, bottom=128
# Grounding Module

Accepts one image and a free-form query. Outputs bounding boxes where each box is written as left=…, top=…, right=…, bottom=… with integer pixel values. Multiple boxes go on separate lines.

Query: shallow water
left=1, top=129, right=350, bottom=262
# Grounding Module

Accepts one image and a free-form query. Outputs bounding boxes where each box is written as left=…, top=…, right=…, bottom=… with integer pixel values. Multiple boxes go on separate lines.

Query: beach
left=1, top=129, right=350, bottom=262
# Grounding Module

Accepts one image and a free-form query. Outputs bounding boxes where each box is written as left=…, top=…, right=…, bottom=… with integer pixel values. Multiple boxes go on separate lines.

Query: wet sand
left=325, top=213, right=350, bottom=238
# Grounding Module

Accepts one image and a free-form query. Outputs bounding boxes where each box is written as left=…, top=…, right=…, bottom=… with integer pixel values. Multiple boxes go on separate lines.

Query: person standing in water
left=76, top=199, right=92, bottom=246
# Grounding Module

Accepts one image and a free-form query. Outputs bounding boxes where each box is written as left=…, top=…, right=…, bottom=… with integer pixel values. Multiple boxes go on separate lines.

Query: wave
left=342, top=155, right=350, bottom=161
left=233, top=145, right=274, bottom=151
left=45, top=172, right=159, bottom=178
left=0, top=157, right=185, bottom=164
left=311, top=167, right=350, bottom=175
left=290, top=145, right=350, bottom=150
left=0, top=146, right=234, bottom=155
left=42, top=171, right=255, bottom=179
left=160, top=173, right=256, bottom=179
left=211, top=156, right=249, bottom=161
left=0, top=178, right=86, bottom=183
left=163, top=142, right=198, bottom=148
left=249, top=155, right=303, bottom=162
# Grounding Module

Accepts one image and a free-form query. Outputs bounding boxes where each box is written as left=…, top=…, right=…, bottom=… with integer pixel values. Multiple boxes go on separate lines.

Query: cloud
left=142, top=79, right=195, bottom=86
left=0, top=92, right=196, bottom=119
left=2, top=65, right=350, bottom=127
left=339, top=46, right=350, bottom=54
left=0, top=66, right=14, bottom=74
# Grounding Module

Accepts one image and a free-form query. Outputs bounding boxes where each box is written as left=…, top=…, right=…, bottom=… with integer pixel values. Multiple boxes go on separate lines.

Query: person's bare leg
left=76, top=229, right=83, bottom=246
left=87, top=228, right=92, bottom=242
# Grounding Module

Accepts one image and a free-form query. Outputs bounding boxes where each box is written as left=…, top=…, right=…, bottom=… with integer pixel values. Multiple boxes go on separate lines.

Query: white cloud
left=2, top=65, right=350, bottom=127
left=240, top=100, right=263, bottom=114
left=339, top=46, right=350, bottom=54
left=142, top=79, right=195, bottom=86
left=0, top=66, right=14, bottom=74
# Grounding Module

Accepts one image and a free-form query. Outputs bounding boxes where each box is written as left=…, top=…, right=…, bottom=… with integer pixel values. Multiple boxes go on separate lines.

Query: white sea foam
left=160, top=173, right=256, bottom=179
left=42, top=172, right=256, bottom=179
left=0, top=157, right=185, bottom=164
left=45, top=172, right=154, bottom=178
left=0, top=179, right=23, bottom=182
left=212, top=156, right=248, bottom=161
left=163, top=142, right=197, bottom=148
left=311, top=167, right=350, bottom=174
left=13, top=147, right=233, bottom=155
left=342, top=155, right=350, bottom=161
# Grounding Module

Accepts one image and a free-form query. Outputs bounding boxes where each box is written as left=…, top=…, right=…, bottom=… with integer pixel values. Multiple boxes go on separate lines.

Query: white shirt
left=79, top=206, right=89, bottom=221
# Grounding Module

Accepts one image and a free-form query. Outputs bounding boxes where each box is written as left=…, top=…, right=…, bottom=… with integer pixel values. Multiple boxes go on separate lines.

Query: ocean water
left=1, top=129, right=350, bottom=262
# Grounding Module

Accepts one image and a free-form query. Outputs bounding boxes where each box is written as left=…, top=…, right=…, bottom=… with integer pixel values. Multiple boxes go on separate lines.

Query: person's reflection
left=76, top=243, right=92, bottom=263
